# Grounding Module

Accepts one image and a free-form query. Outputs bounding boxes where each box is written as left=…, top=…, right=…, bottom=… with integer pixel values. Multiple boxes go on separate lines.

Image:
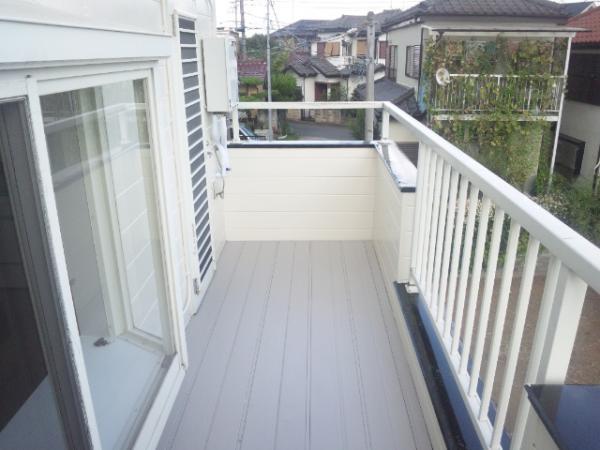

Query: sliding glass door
left=0, top=102, right=68, bottom=450
left=40, top=78, right=173, bottom=450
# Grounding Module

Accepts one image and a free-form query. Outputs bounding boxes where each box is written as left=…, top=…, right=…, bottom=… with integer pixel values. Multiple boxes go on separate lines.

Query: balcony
left=429, top=74, right=566, bottom=120
left=160, top=101, right=600, bottom=450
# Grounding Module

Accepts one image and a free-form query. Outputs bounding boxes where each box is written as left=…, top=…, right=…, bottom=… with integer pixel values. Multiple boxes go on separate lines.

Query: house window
left=378, top=41, right=388, bottom=61
left=555, top=134, right=585, bottom=179
left=356, top=39, right=367, bottom=57
left=323, top=42, right=340, bottom=57
left=387, top=44, right=398, bottom=80
left=567, top=53, right=600, bottom=106
left=405, top=45, right=421, bottom=79
left=317, top=42, right=326, bottom=56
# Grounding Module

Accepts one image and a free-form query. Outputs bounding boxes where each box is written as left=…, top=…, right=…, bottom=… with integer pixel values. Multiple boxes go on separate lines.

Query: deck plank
left=365, top=243, right=432, bottom=450
left=239, top=242, right=295, bottom=450
left=308, top=242, right=345, bottom=450
left=168, top=242, right=263, bottom=450
left=273, top=242, right=311, bottom=450
left=204, top=242, right=279, bottom=450
left=329, top=241, right=372, bottom=450
left=160, top=241, right=432, bottom=450
left=158, top=242, right=244, bottom=449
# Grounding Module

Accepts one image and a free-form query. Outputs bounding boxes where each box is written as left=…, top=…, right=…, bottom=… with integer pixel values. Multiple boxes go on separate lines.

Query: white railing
left=387, top=102, right=600, bottom=450
left=234, top=101, right=600, bottom=449
left=429, top=74, right=565, bottom=119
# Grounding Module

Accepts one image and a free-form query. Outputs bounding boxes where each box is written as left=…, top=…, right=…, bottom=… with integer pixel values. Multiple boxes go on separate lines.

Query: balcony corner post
left=381, top=109, right=390, bottom=140
left=510, top=262, right=587, bottom=450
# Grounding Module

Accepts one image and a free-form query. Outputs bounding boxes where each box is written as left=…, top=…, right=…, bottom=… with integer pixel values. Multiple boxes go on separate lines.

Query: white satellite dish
left=435, top=67, right=451, bottom=86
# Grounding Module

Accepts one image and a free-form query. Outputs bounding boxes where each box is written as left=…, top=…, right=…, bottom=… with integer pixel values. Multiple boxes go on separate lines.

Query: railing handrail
left=237, top=101, right=384, bottom=110
left=446, top=73, right=565, bottom=78
left=382, top=101, right=600, bottom=293
left=235, top=100, right=600, bottom=292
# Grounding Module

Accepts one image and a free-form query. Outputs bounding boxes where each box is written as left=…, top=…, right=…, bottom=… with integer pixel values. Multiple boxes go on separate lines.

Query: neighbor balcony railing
left=429, top=74, right=566, bottom=119
left=233, top=101, right=600, bottom=450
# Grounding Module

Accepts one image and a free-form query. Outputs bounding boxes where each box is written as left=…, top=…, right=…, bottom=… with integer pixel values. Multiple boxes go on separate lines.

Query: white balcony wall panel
left=224, top=147, right=377, bottom=241
left=372, top=156, right=416, bottom=285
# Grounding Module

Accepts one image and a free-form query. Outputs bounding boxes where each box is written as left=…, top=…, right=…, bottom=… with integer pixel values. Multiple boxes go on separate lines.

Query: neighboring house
left=381, top=0, right=574, bottom=189
left=382, top=0, right=572, bottom=115
left=273, top=13, right=391, bottom=74
left=237, top=58, right=267, bottom=98
left=285, top=54, right=385, bottom=123
left=558, top=6, right=600, bottom=189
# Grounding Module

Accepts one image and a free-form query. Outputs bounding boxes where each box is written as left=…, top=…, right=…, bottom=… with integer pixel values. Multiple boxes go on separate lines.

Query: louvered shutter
left=178, top=16, right=214, bottom=289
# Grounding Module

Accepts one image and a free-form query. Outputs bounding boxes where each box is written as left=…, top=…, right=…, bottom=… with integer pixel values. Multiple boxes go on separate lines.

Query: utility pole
left=240, top=0, right=247, bottom=59
left=234, top=0, right=238, bottom=31
left=365, top=11, right=375, bottom=141
left=266, top=0, right=273, bottom=140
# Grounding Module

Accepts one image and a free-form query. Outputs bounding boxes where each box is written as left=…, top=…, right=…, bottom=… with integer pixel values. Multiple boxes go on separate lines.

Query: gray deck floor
left=158, top=241, right=432, bottom=450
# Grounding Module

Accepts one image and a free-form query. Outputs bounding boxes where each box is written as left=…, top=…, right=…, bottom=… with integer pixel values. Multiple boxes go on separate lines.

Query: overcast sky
left=215, top=0, right=584, bottom=35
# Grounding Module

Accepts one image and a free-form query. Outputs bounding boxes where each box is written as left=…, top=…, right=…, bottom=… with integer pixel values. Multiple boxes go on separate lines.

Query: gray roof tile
left=382, top=0, right=568, bottom=30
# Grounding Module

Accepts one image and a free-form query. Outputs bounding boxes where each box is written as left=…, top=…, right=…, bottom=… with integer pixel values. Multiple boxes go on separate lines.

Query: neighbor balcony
left=159, top=101, right=600, bottom=450
left=429, top=74, right=566, bottom=120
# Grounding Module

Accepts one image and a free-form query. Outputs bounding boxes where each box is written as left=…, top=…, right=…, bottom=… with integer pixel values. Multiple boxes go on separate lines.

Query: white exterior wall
left=0, top=0, right=225, bottom=446
left=560, top=99, right=600, bottom=184
left=386, top=24, right=422, bottom=89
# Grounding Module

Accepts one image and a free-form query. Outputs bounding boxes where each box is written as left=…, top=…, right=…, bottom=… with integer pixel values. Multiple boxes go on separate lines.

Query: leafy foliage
left=423, top=35, right=568, bottom=191
left=244, top=34, right=290, bottom=74
left=271, top=73, right=302, bottom=101
left=239, top=76, right=263, bottom=87
left=327, top=84, right=348, bottom=101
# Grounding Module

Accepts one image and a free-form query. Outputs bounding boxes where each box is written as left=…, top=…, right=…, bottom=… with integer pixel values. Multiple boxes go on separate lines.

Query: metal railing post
left=381, top=109, right=390, bottom=140
left=231, top=107, right=240, bottom=142
left=510, top=263, right=588, bottom=450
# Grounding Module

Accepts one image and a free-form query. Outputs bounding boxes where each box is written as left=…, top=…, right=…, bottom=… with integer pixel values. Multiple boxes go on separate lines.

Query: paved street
left=288, top=120, right=354, bottom=140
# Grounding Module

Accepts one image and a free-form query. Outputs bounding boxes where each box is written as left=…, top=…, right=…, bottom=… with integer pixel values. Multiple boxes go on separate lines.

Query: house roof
left=286, top=56, right=340, bottom=77
left=272, top=15, right=366, bottom=38
left=321, top=15, right=366, bottom=31
left=563, top=2, right=596, bottom=17
left=568, top=6, right=600, bottom=44
left=271, top=19, right=323, bottom=38
left=354, top=78, right=421, bottom=116
left=339, top=62, right=386, bottom=76
left=382, top=0, right=569, bottom=30
left=237, top=59, right=267, bottom=79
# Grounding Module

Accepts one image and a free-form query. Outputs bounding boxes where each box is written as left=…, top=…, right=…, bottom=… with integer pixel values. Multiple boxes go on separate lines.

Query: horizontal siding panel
left=230, top=158, right=376, bottom=177
left=225, top=177, right=375, bottom=195
left=229, top=147, right=375, bottom=159
left=225, top=228, right=372, bottom=241
left=224, top=194, right=374, bottom=212
left=224, top=212, right=372, bottom=230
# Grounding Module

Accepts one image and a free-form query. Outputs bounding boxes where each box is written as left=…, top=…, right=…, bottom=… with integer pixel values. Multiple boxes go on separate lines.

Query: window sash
left=405, top=45, right=421, bottom=79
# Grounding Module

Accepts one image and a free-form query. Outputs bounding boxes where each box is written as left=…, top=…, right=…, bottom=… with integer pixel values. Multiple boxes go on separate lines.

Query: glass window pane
left=41, top=79, right=170, bottom=450
left=0, top=103, right=67, bottom=450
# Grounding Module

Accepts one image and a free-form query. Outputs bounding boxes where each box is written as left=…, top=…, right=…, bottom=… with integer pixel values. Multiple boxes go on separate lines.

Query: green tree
left=243, top=34, right=290, bottom=75
left=271, top=73, right=301, bottom=101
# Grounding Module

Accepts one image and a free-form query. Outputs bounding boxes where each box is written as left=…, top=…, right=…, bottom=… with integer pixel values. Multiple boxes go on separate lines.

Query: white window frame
left=0, top=62, right=188, bottom=449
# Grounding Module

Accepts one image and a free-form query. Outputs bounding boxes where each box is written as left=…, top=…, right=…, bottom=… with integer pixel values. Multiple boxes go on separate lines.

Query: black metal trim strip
left=394, top=282, right=479, bottom=450
left=227, top=141, right=377, bottom=149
